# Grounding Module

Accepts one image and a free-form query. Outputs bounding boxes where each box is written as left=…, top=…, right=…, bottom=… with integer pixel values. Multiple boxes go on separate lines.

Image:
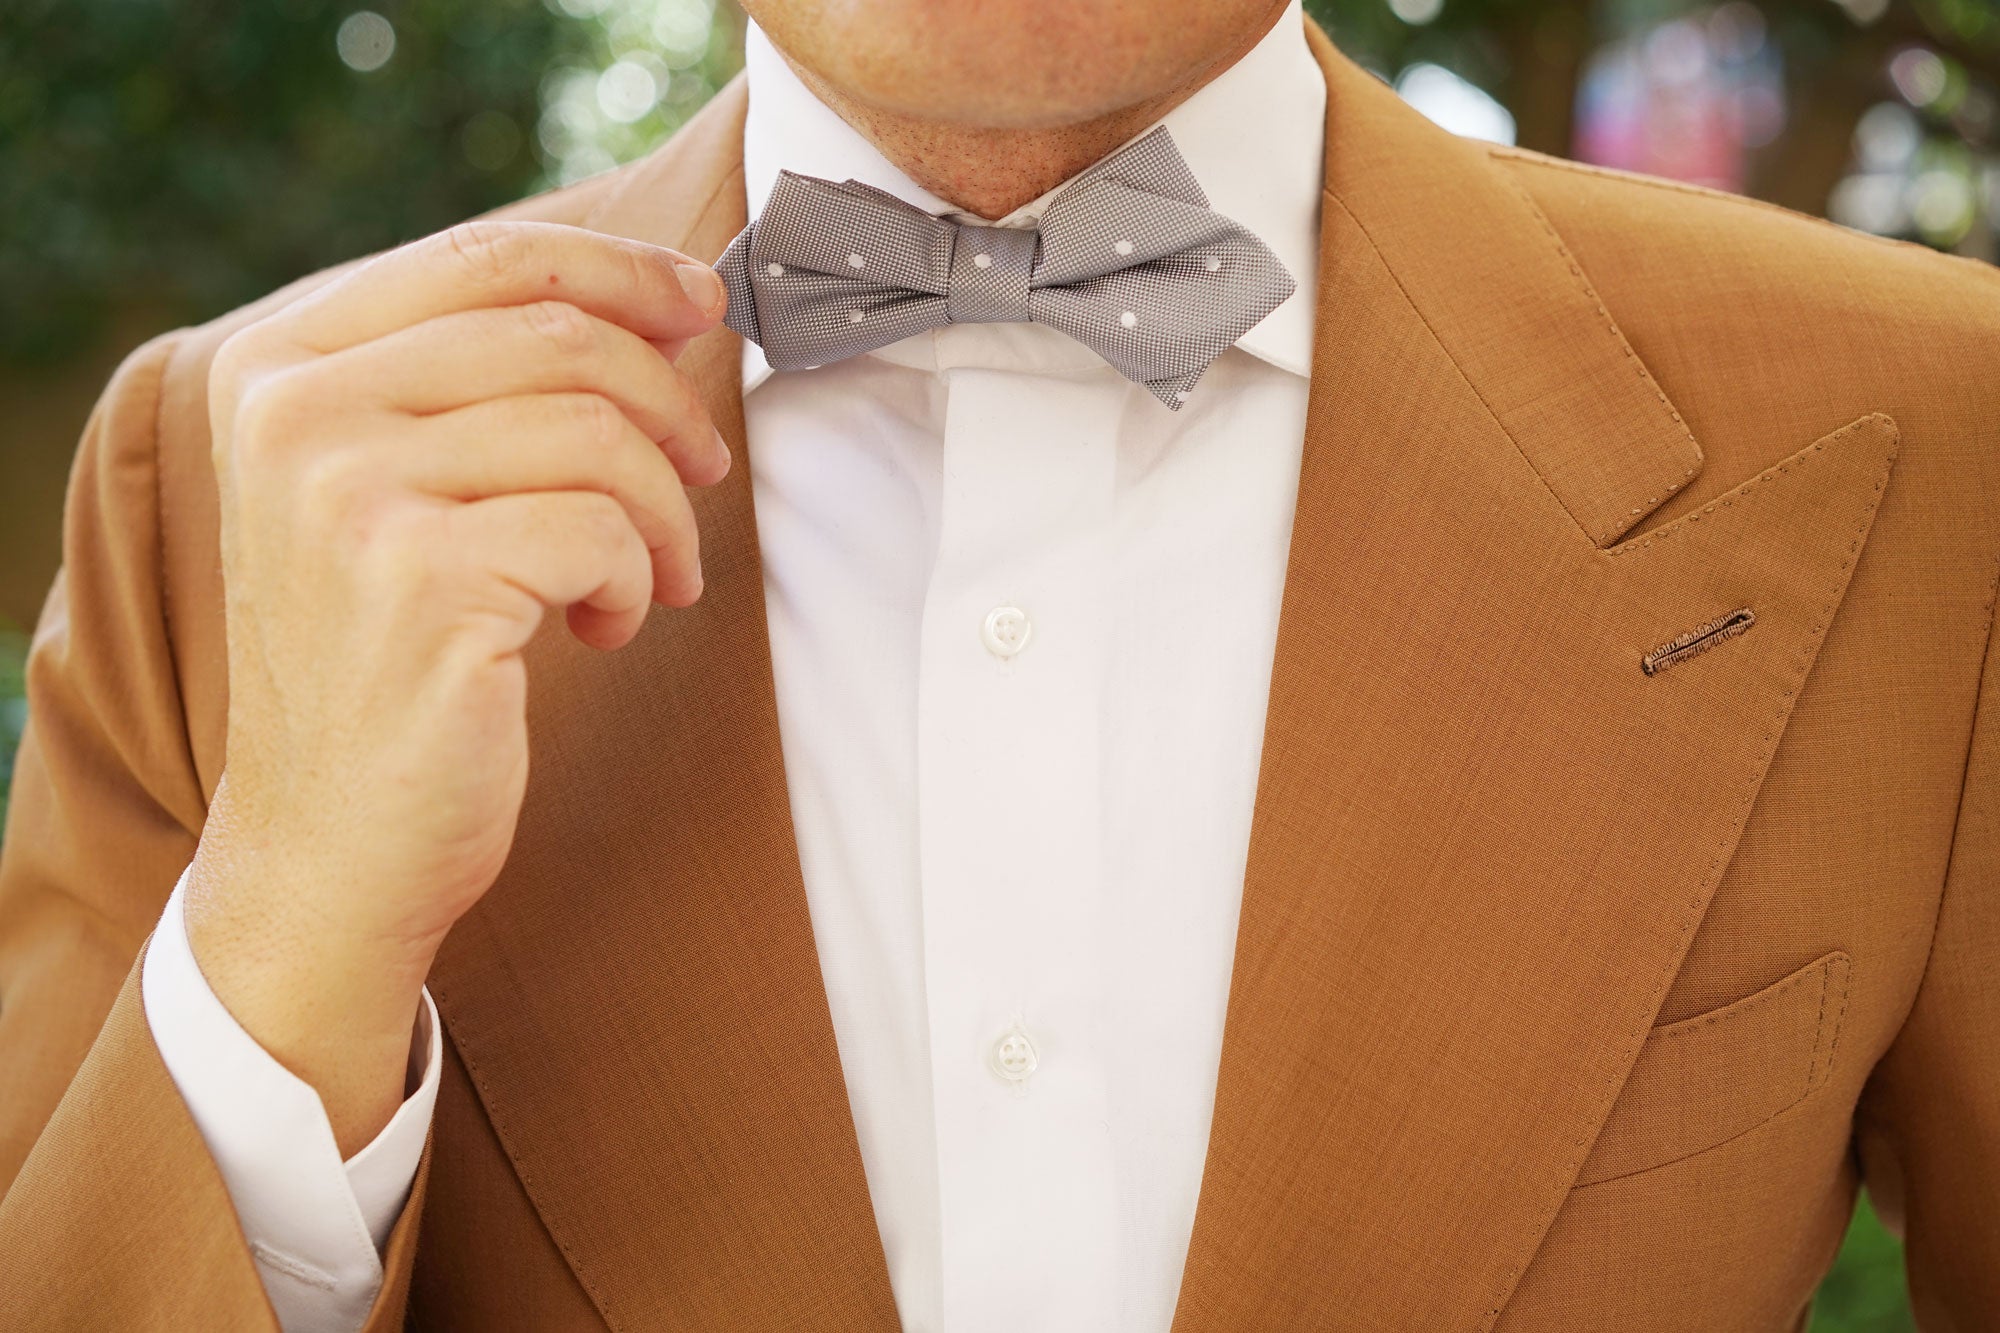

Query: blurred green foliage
left=1, top=0, right=566, bottom=365
left=1811, top=1194, right=1916, bottom=1332
left=0, top=0, right=742, bottom=367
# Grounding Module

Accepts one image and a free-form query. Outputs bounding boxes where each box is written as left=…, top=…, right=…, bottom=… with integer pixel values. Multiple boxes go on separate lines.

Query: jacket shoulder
left=1491, top=143, right=2000, bottom=335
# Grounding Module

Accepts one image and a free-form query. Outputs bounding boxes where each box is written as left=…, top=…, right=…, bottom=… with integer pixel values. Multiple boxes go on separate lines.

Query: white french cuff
left=140, top=860, right=442, bottom=1333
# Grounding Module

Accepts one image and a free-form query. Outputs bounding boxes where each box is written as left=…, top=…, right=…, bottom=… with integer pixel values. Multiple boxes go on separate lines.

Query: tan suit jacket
left=3, top=18, right=1998, bottom=1331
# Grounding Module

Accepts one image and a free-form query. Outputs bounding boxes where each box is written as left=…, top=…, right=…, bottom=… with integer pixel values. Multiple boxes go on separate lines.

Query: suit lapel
left=427, top=82, right=901, bottom=1331
left=1170, top=26, right=1897, bottom=1331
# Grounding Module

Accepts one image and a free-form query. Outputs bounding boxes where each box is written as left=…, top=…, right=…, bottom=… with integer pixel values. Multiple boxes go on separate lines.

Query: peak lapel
left=1171, top=23, right=1897, bottom=1332
left=427, top=79, right=899, bottom=1331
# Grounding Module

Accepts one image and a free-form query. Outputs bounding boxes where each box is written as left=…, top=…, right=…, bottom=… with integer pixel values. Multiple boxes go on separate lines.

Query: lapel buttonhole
left=1641, top=606, right=1756, bottom=677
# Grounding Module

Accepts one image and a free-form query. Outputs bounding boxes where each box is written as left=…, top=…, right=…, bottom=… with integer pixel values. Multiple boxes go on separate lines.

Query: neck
left=774, top=6, right=1288, bottom=221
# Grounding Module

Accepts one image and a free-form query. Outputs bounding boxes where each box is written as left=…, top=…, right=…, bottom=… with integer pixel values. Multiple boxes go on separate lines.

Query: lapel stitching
left=1605, top=414, right=1894, bottom=560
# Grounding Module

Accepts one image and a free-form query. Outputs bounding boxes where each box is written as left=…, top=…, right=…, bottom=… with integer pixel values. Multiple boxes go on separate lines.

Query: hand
left=183, top=220, right=729, bottom=1153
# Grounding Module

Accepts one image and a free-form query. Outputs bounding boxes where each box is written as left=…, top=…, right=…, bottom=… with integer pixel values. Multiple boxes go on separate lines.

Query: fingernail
left=713, top=427, right=732, bottom=472
left=674, top=262, right=723, bottom=315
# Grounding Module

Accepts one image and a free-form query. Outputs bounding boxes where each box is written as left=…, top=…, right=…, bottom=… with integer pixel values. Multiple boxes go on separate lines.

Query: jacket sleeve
left=1854, top=568, right=2000, bottom=1330
left=0, top=333, right=429, bottom=1331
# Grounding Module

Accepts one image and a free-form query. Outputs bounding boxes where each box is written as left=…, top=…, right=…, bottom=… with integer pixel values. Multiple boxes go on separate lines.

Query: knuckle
left=209, top=326, right=263, bottom=393
left=361, top=504, right=448, bottom=594
left=438, top=219, right=521, bottom=285
left=580, top=491, right=632, bottom=548
left=295, top=448, right=376, bottom=526
left=208, top=330, right=279, bottom=464
left=231, top=369, right=311, bottom=452
left=616, top=243, right=673, bottom=308
left=561, top=393, right=627, bottom=454
left=520, top=299, right=597, bottom=356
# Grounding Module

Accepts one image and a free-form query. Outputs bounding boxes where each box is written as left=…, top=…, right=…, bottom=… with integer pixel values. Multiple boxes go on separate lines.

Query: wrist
left=182, top=845, right=440, bottom=1156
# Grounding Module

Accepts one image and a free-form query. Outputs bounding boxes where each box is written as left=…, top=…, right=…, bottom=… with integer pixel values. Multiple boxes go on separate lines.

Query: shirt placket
left=917, top=363, right=1123, bottom=1332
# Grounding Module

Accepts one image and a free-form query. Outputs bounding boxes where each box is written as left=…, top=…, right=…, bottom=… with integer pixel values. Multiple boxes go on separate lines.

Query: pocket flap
left=1575, top=950, right=1852, bottom=1187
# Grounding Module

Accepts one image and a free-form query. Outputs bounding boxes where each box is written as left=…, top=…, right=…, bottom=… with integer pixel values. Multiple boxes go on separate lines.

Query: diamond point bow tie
left=716, top=127, right=1297, bottom=410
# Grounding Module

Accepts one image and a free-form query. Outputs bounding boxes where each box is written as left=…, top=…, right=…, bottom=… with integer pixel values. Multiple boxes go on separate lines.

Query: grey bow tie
left=716, top=127, right=1296, bottom=409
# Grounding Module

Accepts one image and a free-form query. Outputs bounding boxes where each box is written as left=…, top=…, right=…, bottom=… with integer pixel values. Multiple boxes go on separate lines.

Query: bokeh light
left=1388, top=0, right=1445, bottom=27
left=536, top=0, right=728, bottom=185
left=1396, top=62, right=1517, bottom=142
left=1890, top=47, right=1953, bottom=107
left=596, top=59, right=661, bottom=123
left=1829, top=38, right=1994, bottom=251
left=335, top=11, right=396, bottom=73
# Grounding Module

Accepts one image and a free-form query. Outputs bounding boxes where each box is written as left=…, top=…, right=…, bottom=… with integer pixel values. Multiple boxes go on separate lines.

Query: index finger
left=269, top=220, right=726, bottom=354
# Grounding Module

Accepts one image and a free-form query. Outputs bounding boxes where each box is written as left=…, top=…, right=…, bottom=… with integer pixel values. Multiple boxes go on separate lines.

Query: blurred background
left=4, top=2, right=1994, bottom=1323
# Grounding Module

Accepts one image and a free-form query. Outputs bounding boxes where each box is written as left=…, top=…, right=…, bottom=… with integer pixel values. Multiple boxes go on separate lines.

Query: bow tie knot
left=946, top=224, right=1035, bottom=325
left=717, top=127, right=1296, bottom=409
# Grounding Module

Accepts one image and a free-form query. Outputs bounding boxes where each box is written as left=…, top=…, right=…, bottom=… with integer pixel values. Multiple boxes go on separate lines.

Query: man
left=0, top=0, right=1995, bottom=1327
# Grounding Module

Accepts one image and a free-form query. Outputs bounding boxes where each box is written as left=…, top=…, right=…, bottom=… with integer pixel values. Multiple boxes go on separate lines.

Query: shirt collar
left=737, top=0, right=1325, bottom=395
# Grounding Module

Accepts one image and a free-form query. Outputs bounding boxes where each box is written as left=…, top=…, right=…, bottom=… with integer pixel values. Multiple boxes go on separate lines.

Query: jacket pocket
left=1575, top=950, right=1852, bottom=1187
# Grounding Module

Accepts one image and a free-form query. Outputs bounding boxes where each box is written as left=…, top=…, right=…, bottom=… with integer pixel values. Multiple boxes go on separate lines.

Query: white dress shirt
left=139, top=6, right=1325, bottom=1329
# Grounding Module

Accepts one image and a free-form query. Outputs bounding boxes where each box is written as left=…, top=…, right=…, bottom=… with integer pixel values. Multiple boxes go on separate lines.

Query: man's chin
left=742, top=0, right=1278, bottom=132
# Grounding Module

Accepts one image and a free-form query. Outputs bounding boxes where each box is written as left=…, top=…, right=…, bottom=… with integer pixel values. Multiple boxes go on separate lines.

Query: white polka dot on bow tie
left=972, top=253, right=992, bottom=268
left=1115, top=239, right=1134, bottom=256
left=1204, top=257, right=1222, bottom=272
left=847, top=253, right=865, bottom=269
left=1119, top=311, right=1137, bottom=329
left=849, top=309, right=866, bottom=323
left=766, top=262, right=785, bottom=277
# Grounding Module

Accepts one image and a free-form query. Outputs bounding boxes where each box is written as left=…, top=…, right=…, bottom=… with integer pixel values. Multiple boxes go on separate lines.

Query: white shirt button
left=990, top=1024, right=1038, bottom=1084
left=982, top=605, right=1032, bottom=658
